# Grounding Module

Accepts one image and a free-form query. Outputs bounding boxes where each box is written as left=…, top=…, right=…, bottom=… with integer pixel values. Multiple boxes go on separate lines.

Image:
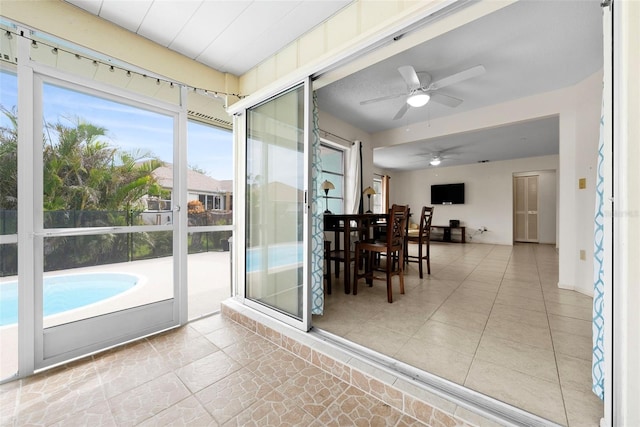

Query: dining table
left=323, top=213, right=388, bottom=294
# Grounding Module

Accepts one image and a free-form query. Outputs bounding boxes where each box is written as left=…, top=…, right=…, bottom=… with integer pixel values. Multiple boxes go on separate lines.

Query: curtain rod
left=318, top=128, right=355, bottom=145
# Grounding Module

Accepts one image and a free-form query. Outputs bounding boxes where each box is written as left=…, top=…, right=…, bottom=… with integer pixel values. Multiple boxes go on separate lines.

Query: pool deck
left=0, top=251, right=232, bottom=380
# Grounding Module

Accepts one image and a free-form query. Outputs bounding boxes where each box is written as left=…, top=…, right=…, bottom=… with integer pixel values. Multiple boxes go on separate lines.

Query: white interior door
left=514, top=175, right=539, bottom=242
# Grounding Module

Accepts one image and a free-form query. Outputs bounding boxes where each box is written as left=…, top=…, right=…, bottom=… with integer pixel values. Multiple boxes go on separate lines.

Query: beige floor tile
left=94, top=345, right=171, bottom=398
left=556, top=353, right=593, bottom=393
left=137, top=396, right=218, bottom=426
left=196, top=367, right=274, bottom=425
left=109, top=372, right=191, bottom=427
left=543, top=289, right=593, bottom=308
left=368, top=307, right=430, bottom=337
left=552, top=329, right=592, bottom=361
left=464, top=359, right=567, bottom=426
left=176, top=350, right=242, bottom=393
left=412, top=319, right=483, bottom=356
left=546, top=301, right=592, bottom=321
left=474, top=334, right=559, bottom=383
left=484, top=315, right=553, bottom=350
left=226, top=389, right=316, bottom=426
left=395, top=338, right=473, bottom=385
left=314, top=386, right=403, bottom=427
left=345, top=323, right=413, bottom=356
left=494, top=292, right=547, bottom=313
left=189, top=314, right=236, bottom=335
left=277, top=364, right=350, bottom=417
left=548, top=314, right=592, bottom=338
left=563, top=387, right=604, bottom=427
left=431, top=304, right=490, bottom=332
left=245, top=347, right=310, bottom=388
left=204, top=322, right=258, bottom=349
left=497, top=283, right=543, bottom=301
left=49, top=401, right=116, bottom=427
left=458, top=279, right=501, bottom=294
left=488, top=302, right=549, bottom=328
left=221, top=334, right=279, bottom=365
left=16, top=369, right=106, bottom=426
left=148, top=326, right=220, bottom=369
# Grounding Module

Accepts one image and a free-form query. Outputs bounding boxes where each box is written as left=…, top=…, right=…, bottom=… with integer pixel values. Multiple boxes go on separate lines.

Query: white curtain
left=344, top=142, right=361, bottom=214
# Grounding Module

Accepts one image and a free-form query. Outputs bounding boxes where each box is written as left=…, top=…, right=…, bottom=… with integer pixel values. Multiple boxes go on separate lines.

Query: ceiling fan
left=360, top=64, right=486, bottom=120
left=412, top=145, right=463, bottom=166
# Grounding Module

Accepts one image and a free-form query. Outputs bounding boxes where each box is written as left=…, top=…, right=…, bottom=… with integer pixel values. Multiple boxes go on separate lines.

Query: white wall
left=389, top=156, right=558, bottom=245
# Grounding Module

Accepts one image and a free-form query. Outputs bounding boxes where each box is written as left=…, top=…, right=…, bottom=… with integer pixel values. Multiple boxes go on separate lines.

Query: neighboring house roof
left=153, top=164, right=232, bottom=193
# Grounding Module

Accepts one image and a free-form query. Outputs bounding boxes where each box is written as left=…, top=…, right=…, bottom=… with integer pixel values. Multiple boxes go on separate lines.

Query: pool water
left=246, top=243, right=303, bottom=272
left=0, top=273, right=139, bottom=326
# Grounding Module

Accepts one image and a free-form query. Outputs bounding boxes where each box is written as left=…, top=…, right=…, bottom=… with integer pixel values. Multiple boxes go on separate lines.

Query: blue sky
left=0, top=70, right=233, bottom=181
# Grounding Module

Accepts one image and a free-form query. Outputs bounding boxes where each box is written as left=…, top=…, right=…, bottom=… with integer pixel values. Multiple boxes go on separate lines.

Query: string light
left=0, top=30, right=244, bottom=99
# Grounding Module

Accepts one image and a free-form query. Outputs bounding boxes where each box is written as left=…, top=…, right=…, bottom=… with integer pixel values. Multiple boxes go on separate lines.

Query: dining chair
left=353, top=204, right=408, bottom=303
left=324, top=240, right=332, bottom=294
left=405, top=206, right=434, bottom=278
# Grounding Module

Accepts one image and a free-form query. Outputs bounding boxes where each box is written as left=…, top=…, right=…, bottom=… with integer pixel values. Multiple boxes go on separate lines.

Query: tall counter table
left=324, top=213, right=388, bottom=294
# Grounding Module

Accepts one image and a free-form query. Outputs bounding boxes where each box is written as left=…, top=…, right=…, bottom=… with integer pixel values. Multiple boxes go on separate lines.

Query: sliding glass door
left=244, top=81, right=312, bottom=330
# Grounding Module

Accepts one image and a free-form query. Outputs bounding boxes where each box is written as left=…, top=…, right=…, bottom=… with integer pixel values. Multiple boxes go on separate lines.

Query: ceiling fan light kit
left=429, top=157, right=442, bottom=166
left=407, top=92, right=430, bottom=107
left=360, top=64, right=485, bottom=120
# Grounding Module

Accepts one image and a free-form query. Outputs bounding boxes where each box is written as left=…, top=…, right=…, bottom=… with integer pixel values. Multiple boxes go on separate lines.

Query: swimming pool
left=0, top=273, right=139, bottom=326
left=246, top=243, right=303, bottom=272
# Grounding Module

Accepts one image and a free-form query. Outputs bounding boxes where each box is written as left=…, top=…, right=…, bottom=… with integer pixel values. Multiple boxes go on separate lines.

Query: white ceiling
left=64, top=0, right=351, bottom=75
left=62, top=0, right=603, bottom=172
left=316, top=0, right=603, bottom=170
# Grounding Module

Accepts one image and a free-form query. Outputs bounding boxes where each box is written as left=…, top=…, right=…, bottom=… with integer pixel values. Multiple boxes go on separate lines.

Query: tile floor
left=313, top=242, right=603, bottom=427
left=0, top=242, right=603, bottom=427
left=1, top=313, right=447, bottom=427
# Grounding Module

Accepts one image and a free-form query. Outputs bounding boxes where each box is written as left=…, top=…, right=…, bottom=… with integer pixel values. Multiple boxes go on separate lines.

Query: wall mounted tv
left=431, top=183, right=465, bottom=205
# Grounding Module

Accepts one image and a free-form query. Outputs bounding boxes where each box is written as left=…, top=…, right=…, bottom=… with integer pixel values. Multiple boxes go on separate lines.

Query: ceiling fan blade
left=359, top=92, right=406, bottom=105
left=393, top=103, right=410, bottom=120
left=397, top=65, right=421, bottom=90
left=429, top=92, right=463, bottom=108
left=428, top=65, right=486, bottom=90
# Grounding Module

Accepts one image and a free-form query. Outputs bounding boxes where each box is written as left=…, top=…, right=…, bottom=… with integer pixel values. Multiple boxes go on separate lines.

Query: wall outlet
left=579, top=249, right=586, bottom=260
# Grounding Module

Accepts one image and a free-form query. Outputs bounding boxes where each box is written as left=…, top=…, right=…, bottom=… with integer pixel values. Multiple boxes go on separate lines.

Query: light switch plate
left=579, top=178, right=586, bottom=189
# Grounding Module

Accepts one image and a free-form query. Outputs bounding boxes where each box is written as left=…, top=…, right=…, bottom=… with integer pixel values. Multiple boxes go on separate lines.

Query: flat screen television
left=431, top=183, right=465, bottom=205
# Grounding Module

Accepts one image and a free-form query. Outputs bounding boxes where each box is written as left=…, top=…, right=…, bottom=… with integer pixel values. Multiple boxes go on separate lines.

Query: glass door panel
left=245, top=82, right=311, bottom=329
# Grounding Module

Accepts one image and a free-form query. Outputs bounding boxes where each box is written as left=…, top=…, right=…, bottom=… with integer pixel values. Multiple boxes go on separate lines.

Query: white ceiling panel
left=65, top=0, right=102, bottom=15
left=196, top=1, right=303, bottom=74
left=98, top=1, right=153, bottom=33
left=65, top=0, right=351, bottom=75
left=168, top=1, right=251, bottom=59
left=223, top=1, right=349, bottom=75
left=137, top=1, right=203, bottom=47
